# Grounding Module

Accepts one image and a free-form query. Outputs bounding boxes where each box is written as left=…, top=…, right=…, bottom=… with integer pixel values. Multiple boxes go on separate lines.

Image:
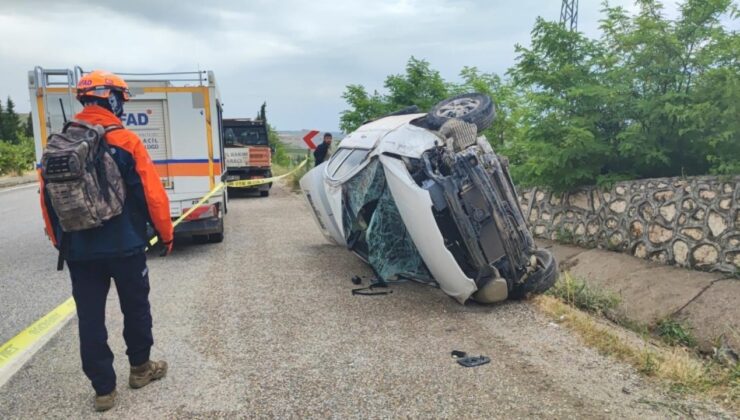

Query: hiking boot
left=129, top=360, right=168, bottom=389
left=94, top=390, right=117, bottom=412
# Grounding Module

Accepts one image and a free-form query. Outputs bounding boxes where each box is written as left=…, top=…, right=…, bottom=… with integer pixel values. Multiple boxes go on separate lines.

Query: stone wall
left=518, top=175, right=740, bottom=273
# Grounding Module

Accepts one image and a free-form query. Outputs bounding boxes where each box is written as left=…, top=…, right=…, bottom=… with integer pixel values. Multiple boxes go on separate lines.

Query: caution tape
left=0, top=297, right=76, bottom=374
left=224, top=158, right=308, bottom=188
left=148, top=158, right=308, bottom=247
left=0, top=159, right=309, bottom=378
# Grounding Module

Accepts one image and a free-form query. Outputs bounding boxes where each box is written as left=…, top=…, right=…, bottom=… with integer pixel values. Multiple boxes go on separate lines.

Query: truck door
left=121, top=100, right=173, bottom=190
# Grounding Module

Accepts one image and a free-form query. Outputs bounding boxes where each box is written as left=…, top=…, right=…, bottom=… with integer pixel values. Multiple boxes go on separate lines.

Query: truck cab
left=223, top=119, right=272, bottom=196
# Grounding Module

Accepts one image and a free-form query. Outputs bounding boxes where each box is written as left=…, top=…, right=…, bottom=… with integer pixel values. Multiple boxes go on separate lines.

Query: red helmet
left=76, top=70, right=131, bottom=101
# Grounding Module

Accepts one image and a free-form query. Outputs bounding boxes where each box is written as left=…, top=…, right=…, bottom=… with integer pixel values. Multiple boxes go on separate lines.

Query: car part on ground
left=300, top=93, right=557, bottom=304
left=451, top=350, right=491, bottom=368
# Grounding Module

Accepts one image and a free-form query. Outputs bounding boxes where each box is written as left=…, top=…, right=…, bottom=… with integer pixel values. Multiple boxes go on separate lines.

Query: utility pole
left=560, top=0, right=578, bottom=31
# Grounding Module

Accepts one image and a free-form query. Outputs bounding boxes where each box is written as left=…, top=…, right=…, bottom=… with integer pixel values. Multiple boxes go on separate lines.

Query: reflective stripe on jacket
left=39, top=105, right=174, bottom=261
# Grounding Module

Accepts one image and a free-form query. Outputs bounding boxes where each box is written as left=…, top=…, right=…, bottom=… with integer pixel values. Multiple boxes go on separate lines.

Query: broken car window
left=342, top=159, right=431, bottom=281
left=332, top=149, right=370, bottom=180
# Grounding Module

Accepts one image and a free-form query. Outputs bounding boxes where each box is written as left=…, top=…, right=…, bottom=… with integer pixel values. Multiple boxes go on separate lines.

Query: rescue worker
left=313, top=132, right=333, bottom=166
left=39, top=70, right=173, bottom=412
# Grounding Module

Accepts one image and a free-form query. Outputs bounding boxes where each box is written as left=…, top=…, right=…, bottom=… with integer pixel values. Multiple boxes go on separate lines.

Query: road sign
left=303, top=130, right=319, bottom=150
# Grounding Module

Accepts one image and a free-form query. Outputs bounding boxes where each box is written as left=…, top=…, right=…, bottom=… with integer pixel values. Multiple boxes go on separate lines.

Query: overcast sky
left=0, top=0, right=681, bottom=132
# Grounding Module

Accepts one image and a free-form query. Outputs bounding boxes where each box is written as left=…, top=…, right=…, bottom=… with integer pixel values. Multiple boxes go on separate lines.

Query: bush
left=0, top=137, right=34, bottom=176
left=656, top=318, right=697, bottom=348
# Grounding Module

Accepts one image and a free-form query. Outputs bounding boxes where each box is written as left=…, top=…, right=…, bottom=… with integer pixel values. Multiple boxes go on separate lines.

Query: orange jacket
left=40, top=105, right=174, bottom=254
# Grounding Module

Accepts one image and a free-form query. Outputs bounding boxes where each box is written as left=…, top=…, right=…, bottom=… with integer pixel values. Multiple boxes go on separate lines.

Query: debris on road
left=451, top=350, right=491, bottom=368
left=351, top=277, right=392, bottom=296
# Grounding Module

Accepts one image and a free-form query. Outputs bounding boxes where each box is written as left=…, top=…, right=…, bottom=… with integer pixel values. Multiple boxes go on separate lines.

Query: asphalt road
left=0, top=184, right=70, bottom=344
left=0, top=184, right=731, bottom=418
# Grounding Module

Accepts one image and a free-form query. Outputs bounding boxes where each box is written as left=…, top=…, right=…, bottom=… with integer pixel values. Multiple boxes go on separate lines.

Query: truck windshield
left=224, top=126, right=268, bottom=147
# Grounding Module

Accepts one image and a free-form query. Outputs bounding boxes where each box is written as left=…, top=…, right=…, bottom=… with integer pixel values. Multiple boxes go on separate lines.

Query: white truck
left=28, top=66, right=227, bottom=243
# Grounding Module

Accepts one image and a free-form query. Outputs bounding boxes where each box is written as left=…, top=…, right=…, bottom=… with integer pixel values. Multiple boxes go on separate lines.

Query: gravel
left=0, top=184, right=732, bottom=419
left=0, top=185, right=71, bottom=344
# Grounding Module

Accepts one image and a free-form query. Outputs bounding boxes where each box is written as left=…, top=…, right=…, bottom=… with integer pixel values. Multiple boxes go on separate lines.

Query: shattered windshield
left=326, top=149, right=351, bottom=175
left=342, top=159, right=430, bottom=281
left=330, top=148, right=370, bottom=180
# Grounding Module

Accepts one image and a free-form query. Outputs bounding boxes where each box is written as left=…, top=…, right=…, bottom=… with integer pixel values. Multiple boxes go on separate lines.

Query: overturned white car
left=300, top=94, right=557, bottom=304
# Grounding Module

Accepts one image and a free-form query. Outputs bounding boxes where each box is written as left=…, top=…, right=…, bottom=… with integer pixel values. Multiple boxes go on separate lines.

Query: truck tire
left=208, top=217, right=225, bottom=243
left=426, top=93, right=495, bottom=132
left=509, top=250, right=558, bottom=299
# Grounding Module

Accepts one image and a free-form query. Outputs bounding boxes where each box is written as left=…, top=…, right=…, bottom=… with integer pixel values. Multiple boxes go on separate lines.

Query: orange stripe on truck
left=155, top=162, right=222, bottom=177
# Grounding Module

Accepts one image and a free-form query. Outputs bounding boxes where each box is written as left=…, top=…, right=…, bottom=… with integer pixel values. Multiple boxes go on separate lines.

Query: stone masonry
left=518, top=175, right=740, bottom=273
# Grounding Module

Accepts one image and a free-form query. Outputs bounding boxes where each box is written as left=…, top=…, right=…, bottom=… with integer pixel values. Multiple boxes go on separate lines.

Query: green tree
left=507, top=0, right=738, bottom=190
left=25, top=112, right=33, bottom=138
left=452, top=67, right=526, bottom=148
left=338, top=0, right=738, bottom=191
left=2, top=97, right=20, bottom=144
left=339, top=57, right=449, bottom=133
left=601, top=0, right=738, bottom=178
left=339, top=85, right=389, bottom=133
left=258, top=102, right=267, bottom=122
left=507, top=18, right=618, bottom=191
left=0, top=100, right=4, bottom=141
left=384, top=57, right=449, bottom=112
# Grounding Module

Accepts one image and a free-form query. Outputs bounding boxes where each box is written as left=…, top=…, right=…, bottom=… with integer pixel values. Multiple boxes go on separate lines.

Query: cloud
left=0, top=0, right=684, bottom=131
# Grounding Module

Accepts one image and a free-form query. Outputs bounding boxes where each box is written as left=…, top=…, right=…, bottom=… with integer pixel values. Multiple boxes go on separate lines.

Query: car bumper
left=174, top=216, right=223, bottom=237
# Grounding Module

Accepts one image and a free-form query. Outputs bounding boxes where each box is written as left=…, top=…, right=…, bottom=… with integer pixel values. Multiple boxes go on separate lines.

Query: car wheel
left=260, top=190, right=270, bottom=197
left=509, top=249, right=558, bottom=299
left=426, top=93, right=495, bottom=131
left=208, top=232, right=224, bottom=243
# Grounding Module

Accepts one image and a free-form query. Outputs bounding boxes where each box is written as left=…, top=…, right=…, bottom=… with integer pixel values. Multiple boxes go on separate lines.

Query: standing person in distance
left=313, top=132, right=333, bottom=166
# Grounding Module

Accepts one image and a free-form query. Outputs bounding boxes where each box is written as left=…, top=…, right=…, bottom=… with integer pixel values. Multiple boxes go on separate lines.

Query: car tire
left=426, top=93, right=495, bottom=132
left=509, top=249, right=558, bottom=299
left=260, top=190, right=270, bottom=197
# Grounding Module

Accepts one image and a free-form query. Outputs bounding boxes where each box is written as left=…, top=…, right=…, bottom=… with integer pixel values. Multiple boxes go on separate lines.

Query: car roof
left=339, top=113, right=427, bottom=150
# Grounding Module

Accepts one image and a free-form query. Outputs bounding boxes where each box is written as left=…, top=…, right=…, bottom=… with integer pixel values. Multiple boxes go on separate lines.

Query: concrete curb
left=0, top=174, right=37, bottom=190
left=539, top=239, right=739, bottom=353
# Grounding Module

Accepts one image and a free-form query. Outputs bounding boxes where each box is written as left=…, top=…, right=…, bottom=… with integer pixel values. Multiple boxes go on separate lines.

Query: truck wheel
left=208, top=217, right=225, bottom=243
left=509, top=250, right=558, bottom=299
left=260, top=190, right=270, bottom=197
left=426, top=93, right=495, bottom=132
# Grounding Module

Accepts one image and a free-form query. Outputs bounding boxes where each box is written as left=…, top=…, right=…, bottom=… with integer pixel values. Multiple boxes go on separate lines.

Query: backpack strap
left=62, top=119, right=95, bottom=133
left=104, top=124, right=124, bottom=134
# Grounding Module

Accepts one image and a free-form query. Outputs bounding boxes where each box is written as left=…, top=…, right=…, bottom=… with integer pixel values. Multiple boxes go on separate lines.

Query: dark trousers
left=68, top=252, right=153, bottom=395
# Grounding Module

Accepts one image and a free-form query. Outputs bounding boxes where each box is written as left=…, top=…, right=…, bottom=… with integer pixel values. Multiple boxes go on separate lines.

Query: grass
left=656, top=318, right=698, bottom=348
left=555, top=227, right=575, bottom=244
left=546, top=272, right=620, bottom=316
left=272, top=159, right=311, bottom=192
left=535, top=273, right=740, bottom=412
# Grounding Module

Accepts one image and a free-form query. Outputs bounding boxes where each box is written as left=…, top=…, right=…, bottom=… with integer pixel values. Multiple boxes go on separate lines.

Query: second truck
left=222, top=118, right=272, bottom=197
